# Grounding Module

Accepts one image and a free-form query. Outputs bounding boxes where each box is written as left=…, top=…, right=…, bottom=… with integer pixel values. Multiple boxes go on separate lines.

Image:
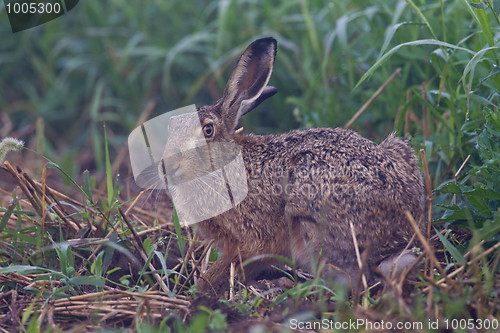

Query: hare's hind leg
left=284, top=166, right=368, bottom=288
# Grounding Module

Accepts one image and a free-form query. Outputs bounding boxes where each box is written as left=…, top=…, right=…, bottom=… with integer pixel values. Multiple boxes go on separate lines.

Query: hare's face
left=157, top=103, right=237, bottom=186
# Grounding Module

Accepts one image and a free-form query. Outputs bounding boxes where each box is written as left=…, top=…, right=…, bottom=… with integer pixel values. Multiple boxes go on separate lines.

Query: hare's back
left=282, top=127, right=414, bottom=173
left=280, top=127, right=423, bottom=204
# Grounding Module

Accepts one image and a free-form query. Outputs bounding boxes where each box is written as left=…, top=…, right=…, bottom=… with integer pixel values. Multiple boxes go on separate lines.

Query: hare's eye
left=203, top=124, right=215, bottom=138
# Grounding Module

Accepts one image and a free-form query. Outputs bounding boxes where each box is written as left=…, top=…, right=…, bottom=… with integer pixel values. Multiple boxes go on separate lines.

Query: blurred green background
left=1, top=2, right=500, bottom=329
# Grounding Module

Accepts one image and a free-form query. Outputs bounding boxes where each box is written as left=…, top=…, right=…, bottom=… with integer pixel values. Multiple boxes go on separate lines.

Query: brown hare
left=158, top=37, right=425, bottom=292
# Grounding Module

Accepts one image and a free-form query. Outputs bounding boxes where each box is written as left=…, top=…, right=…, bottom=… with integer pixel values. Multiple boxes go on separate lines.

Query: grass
left=1, top=0, right=500, bottom=331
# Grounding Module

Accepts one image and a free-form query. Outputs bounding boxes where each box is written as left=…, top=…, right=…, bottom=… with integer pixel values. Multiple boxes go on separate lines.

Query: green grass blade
left=172, top=208, right=185, bottom=258
left=379, top=22, right=421, bottom=58
left=462, top=46, right=499, bottom=93
left=82, top=170, right=92, bottom=203
left=355, top=39, right=474, bottom=89
left=90, top=82, right=104, bottom=171
left=0, top=265, right=60, bottom=275
left=154, top=250, right=179, bottom=296
left=435, top=227, right=464, bottom=265
left=405, top=0, right=437, bottom=39
left=472, top=1, right=495, bottom=46
left=103, top=123, right=114, bottom=209
left=68, top=276, right=106, bottom=288
left=0, top=201, right=16, bottom=233
left=300, top=0, right=321, bottom=59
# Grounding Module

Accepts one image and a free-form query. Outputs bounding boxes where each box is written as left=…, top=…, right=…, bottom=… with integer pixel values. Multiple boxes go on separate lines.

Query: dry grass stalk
left=0, top=276, right=191, bottom=326
left=229, top=262, right=235, bottom=301
left=128, top=205, right=171, bottom=226
left=25, top=171, right=82, bottom=230
left=453, top=154, right=471, bottom=204
left=404, top=90, right=411, bottom=139
left=180, top=239, right=214, bottom=291
left=345, top=67, right=402, bottom=129
left=349, top=221, right=368, bottom=308
left=41, top=166, right=47, bottom=236
left=3, top=161, right=47, bottom=224
left=179, top=234, right=197, bottom=278
left=418, top=149, right=436, bottom=317
left=2, top=161, right=86, bottom=232
left=419, top=149, right=433, bottom=243
left=124, top=190, right=146, bottom=216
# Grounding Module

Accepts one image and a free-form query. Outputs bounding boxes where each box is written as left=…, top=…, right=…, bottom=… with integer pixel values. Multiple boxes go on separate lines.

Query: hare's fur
left=161, top=38, right=425, bottom=291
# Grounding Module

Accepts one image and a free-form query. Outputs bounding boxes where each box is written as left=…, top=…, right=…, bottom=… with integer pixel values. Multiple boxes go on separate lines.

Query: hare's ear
left=221, top=37, right=277, bottom=130
left=238, top=86, right=277, bottom=118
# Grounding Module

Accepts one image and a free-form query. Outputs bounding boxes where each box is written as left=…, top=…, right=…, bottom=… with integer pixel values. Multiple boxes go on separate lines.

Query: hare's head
left=159, top=37, right=278, bottom=185
left=197, top=37, right=278, bottom=143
